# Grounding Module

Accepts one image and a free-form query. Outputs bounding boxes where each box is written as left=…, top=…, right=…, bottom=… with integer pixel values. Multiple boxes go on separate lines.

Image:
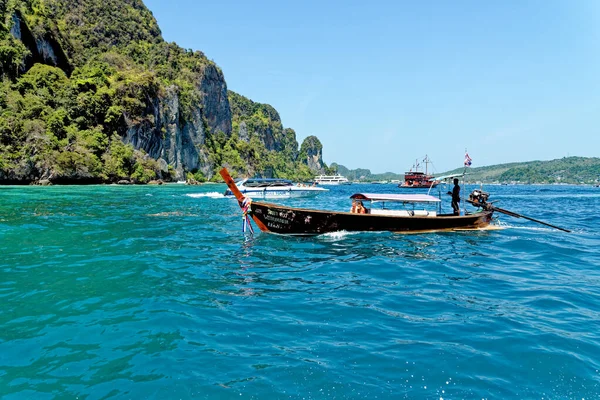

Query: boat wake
left=492, top=220, right=584, bottom=233
left=185, top=192, right=225, bottom=199
left=495, top=223, right=556, bottom=232
left=452, top=224, right=506, bottom=232
left=318, top=231, right=361, bottom=240
left=318, top=230, right=391, bottom=241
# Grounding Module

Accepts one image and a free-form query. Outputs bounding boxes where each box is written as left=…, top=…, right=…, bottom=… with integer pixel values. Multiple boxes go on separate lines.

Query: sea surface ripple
left=1, top=183, right=599, bottom=399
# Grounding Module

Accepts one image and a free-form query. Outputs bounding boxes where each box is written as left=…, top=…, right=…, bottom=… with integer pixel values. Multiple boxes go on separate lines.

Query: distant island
left=332, top=156, right=600, bottom=185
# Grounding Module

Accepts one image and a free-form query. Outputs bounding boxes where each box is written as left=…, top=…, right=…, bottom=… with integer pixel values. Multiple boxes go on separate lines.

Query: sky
left=143, top=0, right=600, bottom=174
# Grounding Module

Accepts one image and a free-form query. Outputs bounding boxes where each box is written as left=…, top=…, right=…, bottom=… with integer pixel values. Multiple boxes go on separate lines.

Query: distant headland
left=332, top=156, right=600, bottom=185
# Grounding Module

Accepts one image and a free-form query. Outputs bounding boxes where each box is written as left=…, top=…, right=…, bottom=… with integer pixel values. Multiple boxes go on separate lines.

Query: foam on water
left=318, top=230, right=362, bottom=240
left=186, top=191, right=226, bottom=198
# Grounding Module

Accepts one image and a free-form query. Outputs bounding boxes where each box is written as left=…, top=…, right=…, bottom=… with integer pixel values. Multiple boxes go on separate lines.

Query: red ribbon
left=240, top=197, right=254, bottom=234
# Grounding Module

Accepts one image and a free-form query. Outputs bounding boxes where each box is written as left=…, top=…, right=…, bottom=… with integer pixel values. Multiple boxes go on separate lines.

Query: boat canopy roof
left=350, top=193, right=441, bottom=203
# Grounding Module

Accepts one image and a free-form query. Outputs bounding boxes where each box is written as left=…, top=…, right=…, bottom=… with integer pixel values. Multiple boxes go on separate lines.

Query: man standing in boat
left=448, top=178, right=460, bottom=215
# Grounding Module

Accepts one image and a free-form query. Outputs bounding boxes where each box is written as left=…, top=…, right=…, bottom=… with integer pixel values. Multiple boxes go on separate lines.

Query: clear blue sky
left=143, top=0, right=600, bottom=174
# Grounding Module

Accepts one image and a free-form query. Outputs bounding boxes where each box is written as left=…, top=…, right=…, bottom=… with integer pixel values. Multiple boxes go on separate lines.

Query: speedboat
left=224, top=177, right=328, bottom=199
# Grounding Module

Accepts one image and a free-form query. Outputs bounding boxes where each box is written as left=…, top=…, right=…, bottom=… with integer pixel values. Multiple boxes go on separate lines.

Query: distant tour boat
left=224, top=177, right=328, bottom=199
left=314, top=174, right=350, bottom=185
left=399, top=155, right=439, bottom=189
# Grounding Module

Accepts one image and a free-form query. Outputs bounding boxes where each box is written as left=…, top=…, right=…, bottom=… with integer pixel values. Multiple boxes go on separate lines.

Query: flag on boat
left=464, top=152, right=472, bottom=167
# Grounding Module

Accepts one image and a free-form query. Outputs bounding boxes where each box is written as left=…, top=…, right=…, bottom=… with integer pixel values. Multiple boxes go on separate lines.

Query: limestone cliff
left=200, top=65, right=231, bottom=136
left=2, top=0, right=234, bottom=182
left=228, top=91, right=325, bottom=177
left=299, top=136, right=326, bottom=173
left=122, top=64, right=231, bottom=180
left=9, top=10, right=72, bottom=75
left=0, top=0, right=326, bottom=183
left=229, top=91, right=284, bottom=151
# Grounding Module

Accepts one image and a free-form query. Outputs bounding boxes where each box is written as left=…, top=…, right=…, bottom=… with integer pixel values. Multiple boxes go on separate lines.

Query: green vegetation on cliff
left=0, top=0, right=206, bottom=183
left=215, top=91, right=316, bottom=181
left=0, top=55, right=168, bottom=182
left=0, top=0, right=326, bottom=184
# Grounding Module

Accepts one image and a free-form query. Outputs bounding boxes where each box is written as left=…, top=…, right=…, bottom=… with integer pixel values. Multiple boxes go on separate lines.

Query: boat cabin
left=350, top=193, right=442, bottom=217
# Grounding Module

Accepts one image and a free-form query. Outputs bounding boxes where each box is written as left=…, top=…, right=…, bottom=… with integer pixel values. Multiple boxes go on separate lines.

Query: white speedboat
left=224, top=178, right=328, bottom=198
left=313, top=175, right=350, bottom=185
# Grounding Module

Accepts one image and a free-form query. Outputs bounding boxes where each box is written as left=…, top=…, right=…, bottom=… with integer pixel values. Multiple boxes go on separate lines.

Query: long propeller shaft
left=493, top=206, right=571, bottom=233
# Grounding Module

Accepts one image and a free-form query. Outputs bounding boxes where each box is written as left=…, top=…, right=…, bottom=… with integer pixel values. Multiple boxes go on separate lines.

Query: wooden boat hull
left=249, top=202, right=494, bottom=236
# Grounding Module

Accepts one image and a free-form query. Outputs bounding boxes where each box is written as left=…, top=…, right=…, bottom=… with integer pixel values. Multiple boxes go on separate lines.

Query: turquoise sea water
left=1, top=182, right=599, bottom=399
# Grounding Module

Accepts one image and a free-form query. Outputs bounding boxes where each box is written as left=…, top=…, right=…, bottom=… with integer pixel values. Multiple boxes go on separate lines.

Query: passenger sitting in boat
left=358, top=201, right=369, bottom=214
left=351, top=200, right=368, bottom=214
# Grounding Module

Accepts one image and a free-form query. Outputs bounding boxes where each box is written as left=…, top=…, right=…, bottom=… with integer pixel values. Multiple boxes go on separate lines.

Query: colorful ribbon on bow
left=240, top=197, right=254, bottom=234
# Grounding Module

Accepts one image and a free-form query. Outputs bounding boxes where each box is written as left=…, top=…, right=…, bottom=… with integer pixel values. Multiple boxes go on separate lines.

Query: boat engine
left=468, top=189, right=491, bottom=209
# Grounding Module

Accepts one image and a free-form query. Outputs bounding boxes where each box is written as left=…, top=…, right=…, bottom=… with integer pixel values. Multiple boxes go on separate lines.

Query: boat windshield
left=243, top=178, right=294, bottom=188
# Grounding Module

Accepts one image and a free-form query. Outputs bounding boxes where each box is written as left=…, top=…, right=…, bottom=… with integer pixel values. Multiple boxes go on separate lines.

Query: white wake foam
left=186, top=192, right=226, bottom=199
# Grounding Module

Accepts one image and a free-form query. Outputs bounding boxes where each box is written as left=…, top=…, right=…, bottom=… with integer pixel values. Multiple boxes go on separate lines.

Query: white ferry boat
left=313, top=175, right=350, bottom=185
left=224, top=177, right=328, bottom=198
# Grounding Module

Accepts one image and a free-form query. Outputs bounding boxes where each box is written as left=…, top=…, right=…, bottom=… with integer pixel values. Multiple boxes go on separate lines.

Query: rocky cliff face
left=122, top=71, right=230, bottom=180
left=228, top=91, right=283, bottom=151
left=227, top=91, right=327, bottom=175
left=282, top=128, right=299, bottom=160
left=7, top=6, right=233, bottom=181
left=10, top=11, right=72, bottom=75
left=1, top=0, right=326, bottom=183
left=1, top=1, right=234, bottom=181
left=200, top=65, right=231, bottom=136
left=299, top=135, right=326, bottom=173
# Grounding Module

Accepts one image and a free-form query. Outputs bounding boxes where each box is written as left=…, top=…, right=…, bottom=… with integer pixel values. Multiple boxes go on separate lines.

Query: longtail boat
left=221, top=168, right=497, bottom=235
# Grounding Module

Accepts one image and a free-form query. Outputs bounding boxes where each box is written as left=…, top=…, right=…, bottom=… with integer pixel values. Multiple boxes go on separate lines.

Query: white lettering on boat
left=265, top=209, right=294, bottom=227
